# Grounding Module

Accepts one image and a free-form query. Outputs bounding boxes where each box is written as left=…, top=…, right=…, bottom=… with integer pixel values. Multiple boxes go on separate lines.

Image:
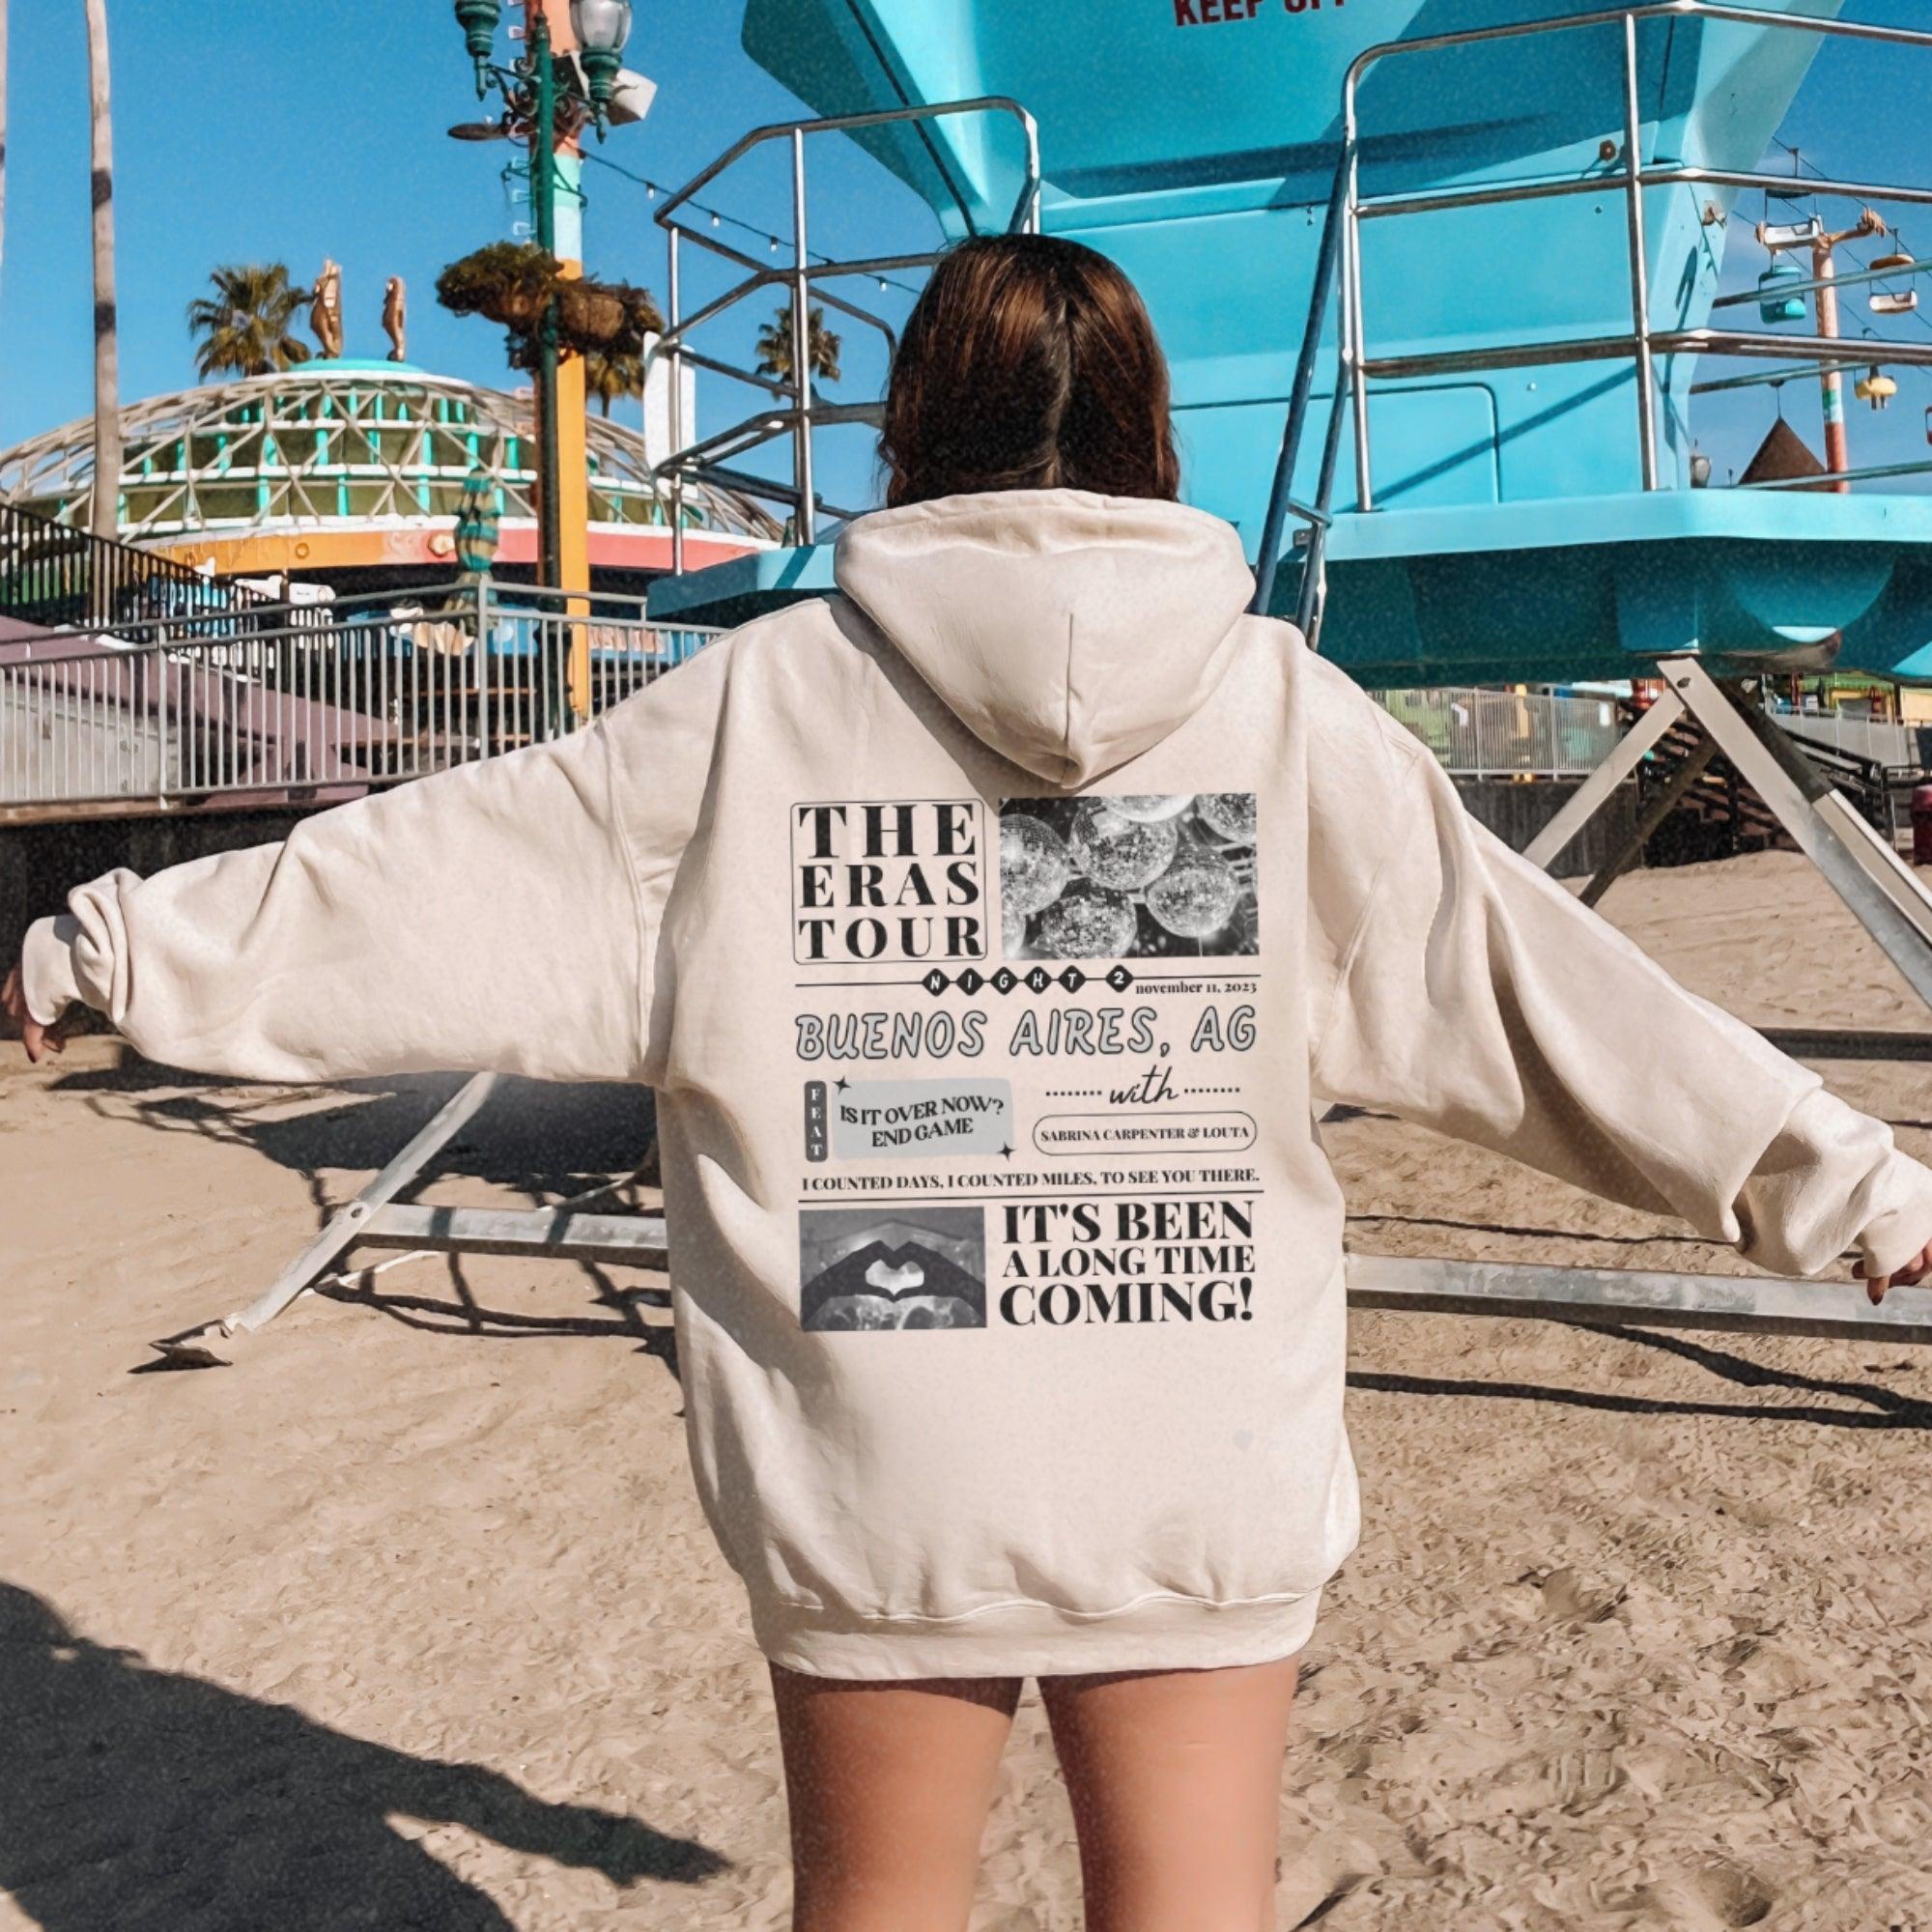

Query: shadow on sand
left=50, top=1056, right=677, bottom=1372
left=1350, top=1322, right=1932, bottom=1431
left=310, top=1253, right=680, bottom=1377
left=47, top=1055, right=654, bottom=1199
left=0, top=1581, right=727, bottom=1931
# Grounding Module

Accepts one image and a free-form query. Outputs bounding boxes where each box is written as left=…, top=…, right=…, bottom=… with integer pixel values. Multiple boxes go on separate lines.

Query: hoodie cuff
left=1854, top=1151, right=1932, bottom=1279
left=1734, top=1085, right=1932, bottom=1280
left=20, top=914, right=87, bottom=1027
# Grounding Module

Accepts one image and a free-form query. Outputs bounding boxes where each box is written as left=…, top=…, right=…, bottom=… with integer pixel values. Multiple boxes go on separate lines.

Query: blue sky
left=3, top=2, right=1931, bottom=510
left=1690, top=1, right=1932, bottom=486
left=0, top=0, right=935, bottom=507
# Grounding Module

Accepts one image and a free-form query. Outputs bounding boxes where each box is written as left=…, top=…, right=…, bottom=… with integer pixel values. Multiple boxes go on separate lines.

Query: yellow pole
left=555, top=269, right=592, bottom=720
left=542, top=1, right=593, bottom=719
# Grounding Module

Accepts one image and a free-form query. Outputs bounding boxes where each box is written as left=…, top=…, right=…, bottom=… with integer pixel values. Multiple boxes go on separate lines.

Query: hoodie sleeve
left=1309, top=716, right=1932, bottom=1282
left=19, top=695, right=694, bottom=1086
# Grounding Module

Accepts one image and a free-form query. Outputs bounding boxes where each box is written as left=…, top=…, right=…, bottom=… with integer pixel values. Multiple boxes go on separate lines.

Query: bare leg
left=1040, top=1657, right=1299, bottom=1932
left=770, top=1662, right=1022, bottom=1932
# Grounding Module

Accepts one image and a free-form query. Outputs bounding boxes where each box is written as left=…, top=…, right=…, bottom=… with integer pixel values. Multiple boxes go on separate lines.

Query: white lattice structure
left=0, top=360, right=779, bottom=577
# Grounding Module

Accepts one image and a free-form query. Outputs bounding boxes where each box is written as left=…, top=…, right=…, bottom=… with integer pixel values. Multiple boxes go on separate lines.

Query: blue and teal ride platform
left=649, top=0, right=1932, bottom=689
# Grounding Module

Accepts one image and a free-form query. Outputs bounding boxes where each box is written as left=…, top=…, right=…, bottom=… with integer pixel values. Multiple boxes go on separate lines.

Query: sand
left=3, top=846, right=1930, bottom=1931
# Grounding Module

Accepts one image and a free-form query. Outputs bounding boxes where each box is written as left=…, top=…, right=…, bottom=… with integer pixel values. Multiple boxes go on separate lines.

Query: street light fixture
left=446, top=0, right=639, bottom=617
left=570, top=0, right=633, bottom=118
left=454, top=0, right=502, bottom=96
left=450, top=0, right=631, bottom=139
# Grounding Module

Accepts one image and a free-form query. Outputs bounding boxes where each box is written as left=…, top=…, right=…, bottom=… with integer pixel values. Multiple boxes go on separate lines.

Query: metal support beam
left=1759, top=1027, right=1932, bottom=1063
left=1578, top=715, right=1717, bottom=909
left=1332, top=663, right=1932, bottom=1345
left=1347, top=1253, right=1932, bottom=1344
left=1521, top=685, right=1685, bottom=870
left=1251, top=150, right=1352, bottom=620
left=1662, top=657, right=1932, bottom=1009
left=153, top=1071, right=501, bottom=1360
left=357, top=1203, right=668, bottom=1269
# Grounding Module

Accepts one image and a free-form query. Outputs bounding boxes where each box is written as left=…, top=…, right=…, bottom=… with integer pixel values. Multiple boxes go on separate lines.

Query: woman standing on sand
left=9, top=236, right=1932, bottom=1932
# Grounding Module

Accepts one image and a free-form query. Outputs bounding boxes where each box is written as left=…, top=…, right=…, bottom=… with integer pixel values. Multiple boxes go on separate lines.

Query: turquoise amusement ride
left=652, top=1, right=1932, bottom=687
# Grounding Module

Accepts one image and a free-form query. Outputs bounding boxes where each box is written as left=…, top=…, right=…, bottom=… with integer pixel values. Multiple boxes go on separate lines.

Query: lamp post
left=569, top=0, right=633, bottom=118
left=446, top=0, right=632, bottom=601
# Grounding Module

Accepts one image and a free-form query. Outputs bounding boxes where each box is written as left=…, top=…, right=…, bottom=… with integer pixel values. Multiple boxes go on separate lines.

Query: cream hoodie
left=23, top=491, right=1932, bottom=1678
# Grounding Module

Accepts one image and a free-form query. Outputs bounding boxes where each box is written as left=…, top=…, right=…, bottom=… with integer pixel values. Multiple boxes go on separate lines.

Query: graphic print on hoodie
left=789, top=508, right=1272, bottom=1350
left=790, top=779, right=1266, bottom=1337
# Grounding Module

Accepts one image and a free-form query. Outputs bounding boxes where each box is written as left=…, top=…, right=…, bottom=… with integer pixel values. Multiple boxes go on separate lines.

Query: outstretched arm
left=1311, top=711, right=1932, bottom=1291
left=9, top=721, right=650, bottom=1086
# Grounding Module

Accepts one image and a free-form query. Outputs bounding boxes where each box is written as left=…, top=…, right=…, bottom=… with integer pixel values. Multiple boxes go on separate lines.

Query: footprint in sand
left=1642, top=1860, right=1776, bottom=1928
left=1493, top=1745, right=1625, bottom=1813
left=1537, top=1567, right=1628, bottom=1625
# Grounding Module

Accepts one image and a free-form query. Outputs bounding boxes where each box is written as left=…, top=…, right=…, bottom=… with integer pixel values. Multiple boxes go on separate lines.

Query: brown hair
left=879, top=234, right=1180, bottom=509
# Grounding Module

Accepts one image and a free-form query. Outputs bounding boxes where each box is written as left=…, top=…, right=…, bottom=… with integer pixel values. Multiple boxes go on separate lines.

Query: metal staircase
left=0, top=497, right=270, bottom=638
left=1632, top=693, right=1897, bottom=867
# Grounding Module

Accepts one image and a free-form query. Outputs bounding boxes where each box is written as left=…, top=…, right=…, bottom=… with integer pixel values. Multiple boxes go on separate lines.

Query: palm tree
left=581, top=344, right=644, bottom=417
left=754, top=298, right=841, bottom=388
left=84, top=0, right=120, bottom=533
left=186, top=264, right=314, bottom=379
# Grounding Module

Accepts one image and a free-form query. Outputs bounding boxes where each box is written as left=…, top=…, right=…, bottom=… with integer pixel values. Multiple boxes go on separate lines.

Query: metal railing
left=648, top=98, right=1042, bottom=565
left=1341, top=3, right=1932, bottom=509
left=1769, top=704, right=1927, bottom=772
left=0, top=497, right=272, bottom=636
left=0, top=580, right=719, bottom=814
left=1374, top=687, right=1627, bottom=778
left=1377, top=685, right=1928, bottom=782
left=1259, top=1, right=1932, bottom=634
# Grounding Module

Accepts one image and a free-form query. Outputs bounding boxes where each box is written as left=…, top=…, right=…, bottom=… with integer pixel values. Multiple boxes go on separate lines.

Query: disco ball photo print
left=998, top=794, right=1259, bottom=961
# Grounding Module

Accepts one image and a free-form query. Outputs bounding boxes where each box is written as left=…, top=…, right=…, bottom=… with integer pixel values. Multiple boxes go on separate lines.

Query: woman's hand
left=1, top=964, right=69, bottom=1064
left=1857, top=1239, right=1932, bottom=1306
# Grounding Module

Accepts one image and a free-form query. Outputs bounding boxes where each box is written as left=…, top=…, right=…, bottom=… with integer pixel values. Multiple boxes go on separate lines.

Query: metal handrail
left=1374, top=684, right=1627, bottom=779
left=1249, top=151, right=1354, bottom=623
left=1339, top=1, right=1932, bottom=510
left=1743, top=458, right=1932, bottom=493
left=1770, top=702, right=1926, bottom=771
left=1365, top=328, right=1932, bottom=384
left=1711, top=253, right=1932, bottom=311
left=1356, top=167, right=1932, bottom=226
left=0, top=574, right=672, bottom=650
left=648, top=97, right=1042, bottom=564
left=0, top=577, right=723, bottom=817
left=1690, top=358, right=1870, bottom=396
left=652, top=97, right=1042, bottom=242
left=658, top=224, right=918, bottom=377
left=1254, top=0, right=1932, bottom=638
left=0, top=497, right=273, bottom=636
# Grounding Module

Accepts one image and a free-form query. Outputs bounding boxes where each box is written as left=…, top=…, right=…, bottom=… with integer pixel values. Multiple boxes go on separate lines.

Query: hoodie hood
left=833, top=489, right=1256, bottom=787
